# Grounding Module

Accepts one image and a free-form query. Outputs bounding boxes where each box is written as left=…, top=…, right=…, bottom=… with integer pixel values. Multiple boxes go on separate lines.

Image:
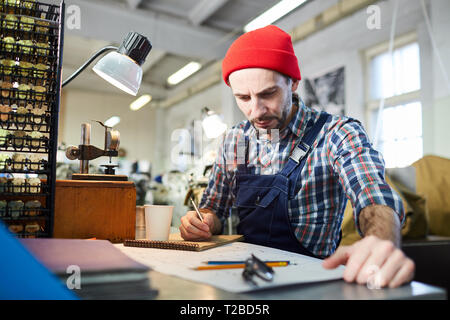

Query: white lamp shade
left=202, top=114, right=227, bottom=139
left=93, top=51, right=142, bottom=96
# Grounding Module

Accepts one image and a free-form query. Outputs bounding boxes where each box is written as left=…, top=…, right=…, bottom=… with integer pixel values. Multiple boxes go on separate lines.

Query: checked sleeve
left=327, top=120, right=405, bottom=237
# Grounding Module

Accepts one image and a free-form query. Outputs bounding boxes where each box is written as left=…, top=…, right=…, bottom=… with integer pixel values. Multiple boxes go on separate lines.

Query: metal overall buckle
left=289, top=141, right=310, bottom=163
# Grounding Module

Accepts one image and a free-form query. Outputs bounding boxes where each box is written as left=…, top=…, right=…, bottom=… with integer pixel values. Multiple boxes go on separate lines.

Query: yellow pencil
left=194, top=261, right=288, bottom=270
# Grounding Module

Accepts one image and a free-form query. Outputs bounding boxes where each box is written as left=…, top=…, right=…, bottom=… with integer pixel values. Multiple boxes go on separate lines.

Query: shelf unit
left=0, top=0, right=65, bottom=238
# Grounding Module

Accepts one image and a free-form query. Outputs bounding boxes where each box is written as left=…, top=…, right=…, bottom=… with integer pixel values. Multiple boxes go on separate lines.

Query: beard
left=250, top=93, right=293, bottom=131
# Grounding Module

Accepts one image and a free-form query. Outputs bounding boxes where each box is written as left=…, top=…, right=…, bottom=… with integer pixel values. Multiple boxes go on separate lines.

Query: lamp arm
left=62, top=45, right=119, bottom=88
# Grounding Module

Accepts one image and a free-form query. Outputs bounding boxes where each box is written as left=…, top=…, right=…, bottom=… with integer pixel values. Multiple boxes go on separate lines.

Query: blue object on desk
left=0, top=222, right=78, bottom=300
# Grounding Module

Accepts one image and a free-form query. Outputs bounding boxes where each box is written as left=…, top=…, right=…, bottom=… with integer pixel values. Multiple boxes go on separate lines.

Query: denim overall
left=234, top=113, right=330, bottom=258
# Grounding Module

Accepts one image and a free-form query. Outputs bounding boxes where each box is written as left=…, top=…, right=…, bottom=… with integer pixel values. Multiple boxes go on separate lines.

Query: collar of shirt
left=286, top=99, right=316, bottom=140
left=236, top=100, right=317, bottom=175
left=244, top=99, right=315, bottom=143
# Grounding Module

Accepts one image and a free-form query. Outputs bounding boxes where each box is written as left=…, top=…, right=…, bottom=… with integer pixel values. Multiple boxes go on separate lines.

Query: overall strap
left=280, top=112, right=329, bottom=178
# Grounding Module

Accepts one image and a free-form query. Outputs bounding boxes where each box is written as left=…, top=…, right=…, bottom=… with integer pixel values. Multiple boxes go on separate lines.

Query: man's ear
left=292, top=79, right=300, bottom=92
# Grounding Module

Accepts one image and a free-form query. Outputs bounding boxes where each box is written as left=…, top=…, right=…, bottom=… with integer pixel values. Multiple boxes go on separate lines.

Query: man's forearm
left=359, top=204, right=401, bottom=247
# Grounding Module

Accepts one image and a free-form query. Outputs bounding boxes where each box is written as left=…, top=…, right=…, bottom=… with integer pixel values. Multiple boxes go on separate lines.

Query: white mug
left=135, top=206, right=146, bottom=240
left=144, top=205, right=174, bottom=241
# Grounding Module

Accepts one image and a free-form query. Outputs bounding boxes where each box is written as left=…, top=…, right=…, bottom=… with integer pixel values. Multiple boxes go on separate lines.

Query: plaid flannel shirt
left=200, top=100, right=405, bottom=258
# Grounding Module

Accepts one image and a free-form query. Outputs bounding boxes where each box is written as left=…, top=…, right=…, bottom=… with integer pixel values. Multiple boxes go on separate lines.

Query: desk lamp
left=62, top=31, right=152, bottom=180
left=62, top=31, right=152, bottom=96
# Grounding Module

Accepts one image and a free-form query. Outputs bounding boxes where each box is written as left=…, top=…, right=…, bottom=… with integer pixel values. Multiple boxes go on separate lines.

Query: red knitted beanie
left=222, top=25, right=301, bottom=85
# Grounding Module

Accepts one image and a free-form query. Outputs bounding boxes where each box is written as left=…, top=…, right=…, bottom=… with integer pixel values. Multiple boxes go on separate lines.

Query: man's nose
left=249, top=97, right=267, bottom=119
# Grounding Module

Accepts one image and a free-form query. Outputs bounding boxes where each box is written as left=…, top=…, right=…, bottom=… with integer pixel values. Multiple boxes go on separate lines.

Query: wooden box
left=53, top=180, right=136, bottom=243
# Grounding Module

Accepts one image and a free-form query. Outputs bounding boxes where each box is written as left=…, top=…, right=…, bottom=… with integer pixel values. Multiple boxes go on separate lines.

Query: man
left=180, top=25, right=415, bottom=288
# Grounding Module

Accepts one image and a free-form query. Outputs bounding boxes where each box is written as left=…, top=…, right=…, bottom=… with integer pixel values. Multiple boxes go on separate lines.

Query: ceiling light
left=130, top=94, right=152, bottom=111
left=244, top=0, right=307, bottom=33
left=167, top=62, right=201, bottom=85
left=104, top=116, right=121, bottom=127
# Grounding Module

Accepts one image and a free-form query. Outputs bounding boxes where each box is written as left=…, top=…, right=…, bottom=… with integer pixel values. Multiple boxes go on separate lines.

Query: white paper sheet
left=115, top=242, right=345, bottom=293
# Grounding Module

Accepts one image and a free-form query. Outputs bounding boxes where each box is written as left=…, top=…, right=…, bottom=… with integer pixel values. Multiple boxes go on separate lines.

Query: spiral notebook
left=123, top=233, right=244, bottom=251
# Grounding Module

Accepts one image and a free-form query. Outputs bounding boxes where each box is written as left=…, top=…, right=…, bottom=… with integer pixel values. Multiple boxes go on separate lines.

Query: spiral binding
left=124, top=239, right=201, bottom=251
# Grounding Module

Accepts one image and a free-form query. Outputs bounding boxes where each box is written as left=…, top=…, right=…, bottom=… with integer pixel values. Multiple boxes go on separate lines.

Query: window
left=365, top=33, right=422, bottom=168
left=376, top=102, right=423, bottom=168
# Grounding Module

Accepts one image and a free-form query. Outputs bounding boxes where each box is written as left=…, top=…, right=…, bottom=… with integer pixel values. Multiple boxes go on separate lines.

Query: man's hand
left=322, top=235, right=415, bottom=288
left=179, top=208, right=220, bottom=241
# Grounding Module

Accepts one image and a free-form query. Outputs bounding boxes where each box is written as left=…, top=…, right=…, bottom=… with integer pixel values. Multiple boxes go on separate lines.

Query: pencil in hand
left=190, top=196, right=204, bottom=222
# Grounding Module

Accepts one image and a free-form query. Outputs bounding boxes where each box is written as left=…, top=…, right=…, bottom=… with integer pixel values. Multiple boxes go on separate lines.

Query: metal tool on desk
left=242, top=254, right=275, bottom=286
left=65, top=121, right=126, bottom=181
